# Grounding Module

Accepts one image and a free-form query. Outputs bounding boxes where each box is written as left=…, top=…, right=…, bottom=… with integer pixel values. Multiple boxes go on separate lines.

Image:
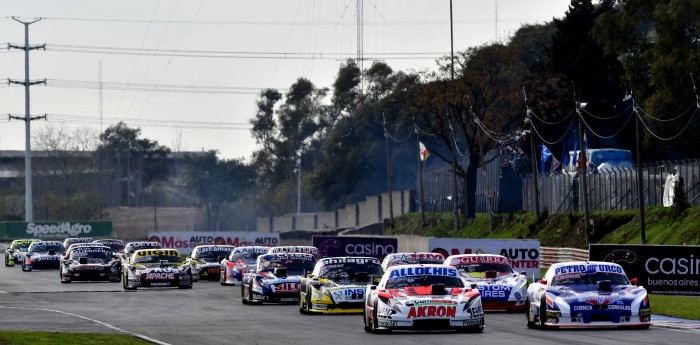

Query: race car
left=93, top=239, right=125, bottom=257
left=444, top=254, right=527, bottom=311
left=62, top=237, right=94, bottom=250
left=4, top=239, right=40, bottom=267
left=363, top=264, right=484, bottom=333
left=122, top=248, right=193, bottom=290
left=121, top=241, right=162, bottom=262
left=381, top=252, right=445, bottom=270
left=241, top=252, right=316, bottom=305
left=219, top=246, right=271, bottom=286
left=526, top=261, right=651, bottom=329
left=186, top=245, right=234, bottom=281
left=299, top=257, right=383, bottom=314
left=21, top=240, right=65, bottom=271
left=59, top=245, right=121, bottom=283
left=268, top=245, right=320, bottom=259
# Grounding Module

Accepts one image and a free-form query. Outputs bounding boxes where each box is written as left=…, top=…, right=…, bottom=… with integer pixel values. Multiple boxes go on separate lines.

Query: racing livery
left=299, top=257, right=383, bottom=314
left=444, top=254, right=527, bottom=311
left=526, top=261, right=651, bottom=329
left=62, top=237, right=94, bottom=250
left=60, top=245, right=121, bottom=283
left=241, top=253, right=316, bottom=305
left=4, top=239, right=40, bottom=267
left=382, top=252, right=445, bottom=270
left=22, top=241, right=65, bottom=271
left=122, top=249, right=193, bottom=290
left=363, top=264, right=484, bottom=333
left=220, top=246, right=271, bottom=286
left=268, top=245, right=320, bottom=259
left=121, top=241, right=162, bottom=262
left=186, top=245, right=234, bottom=281
left=93, top=239, right=125, bottom=257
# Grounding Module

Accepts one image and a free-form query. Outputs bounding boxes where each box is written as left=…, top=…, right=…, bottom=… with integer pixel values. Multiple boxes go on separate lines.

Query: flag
left=551, top=156, right=561, bottom=172
left=419, top=142, right=430, bottom=161
left=540, top=144, right=552, bottom=173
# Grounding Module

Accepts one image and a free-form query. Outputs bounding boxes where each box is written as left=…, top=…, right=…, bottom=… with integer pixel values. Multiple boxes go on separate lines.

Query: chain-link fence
left=523, top=160, right=700, bottom=213
left=420, top=156, right=700, bottom=214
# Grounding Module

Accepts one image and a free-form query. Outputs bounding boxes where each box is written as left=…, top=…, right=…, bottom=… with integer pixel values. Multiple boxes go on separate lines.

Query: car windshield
left=552, top=272, right=630, bottom=286
left=194, top=248, right=232, bottom=259
left=125, top=244, right=161, bottom=256
left=70, top=250, right=112, bottom=261
left=13, top=243, right=34, bottom=252
left=259, top=256, right=316, bottom=276
left=385, top=275, right=465, bottom=289
left=455, top=263, right=513, bottom=276
left=96, top=242, right=125, bottom=252
left=319, top=262, right=383, bottom=281
left=29, top=243, right=64, bottom=253
left=133, top=254, right=183, bottom=264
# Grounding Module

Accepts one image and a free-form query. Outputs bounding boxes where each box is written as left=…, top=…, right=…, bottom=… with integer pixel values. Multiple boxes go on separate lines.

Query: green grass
left=649, top=295, right=700, bottom=320
left=0, top=331, right=152, bottom=345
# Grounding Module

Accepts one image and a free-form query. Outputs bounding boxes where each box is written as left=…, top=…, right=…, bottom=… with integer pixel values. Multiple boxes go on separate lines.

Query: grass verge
left=0, top=331, right=152, bottom=345
left=649, top=294, right=700, bottom=320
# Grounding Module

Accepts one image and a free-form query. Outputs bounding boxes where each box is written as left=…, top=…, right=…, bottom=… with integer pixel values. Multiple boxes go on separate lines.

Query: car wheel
left=123, top=273, right=136, bottom=290
left=363, top=305, right=373, bottom=333
left=299, top=286, right=312, bottom=314
left=248, top=284, right=263, bottom=305
left=241, top=283, right=249, bottom=304
left=6, top=255, right=14, bottom=267
left=220, top=270, right=227, bottom=286
left=21, top=262, right=30, bottom=272
left=539, top=298, right=548, bottom=329
left=526, top=298, right=536, bottom=329
left=371, top=300, right=389, bottom=333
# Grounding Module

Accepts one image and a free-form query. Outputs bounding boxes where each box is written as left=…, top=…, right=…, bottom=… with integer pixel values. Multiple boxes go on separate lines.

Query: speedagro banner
left=312, top=236, right=398, bottom=260
left=148, top=231, right=280, bottom=255
left=0, top=221, right=113, bottom=239
left=428, top=238, right=541, bottom=278
left=589, top=244, right=700, bottom=296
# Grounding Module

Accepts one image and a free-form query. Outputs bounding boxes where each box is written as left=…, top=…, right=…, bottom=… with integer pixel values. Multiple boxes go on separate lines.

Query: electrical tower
left=357, top=0, right=363, bottom=95
left=8, top=17, right=46, bottom=222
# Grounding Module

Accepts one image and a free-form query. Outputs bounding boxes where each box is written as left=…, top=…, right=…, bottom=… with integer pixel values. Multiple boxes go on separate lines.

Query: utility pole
left=8, top=17, right=45, bottom=222
left=356, top=0, right=364, bottom=95
left=383, top=113, right=394, bottom=228
left=295, top=157, right=301, bottom=218
left=449, top=0, right=459, bottom=230
left=523, top=89, right=540, bottom=220
left=633, top=97, right=646, bottom=244
left=575, top=102, right=591, bottom=243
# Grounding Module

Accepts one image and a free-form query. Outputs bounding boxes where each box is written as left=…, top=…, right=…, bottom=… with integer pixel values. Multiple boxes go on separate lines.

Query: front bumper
left=376, top=316, right=485, bottom=330
left=66, top=270, right=119, bottom=282
left=251, top=291, right=299, bottom=304
left=309, top=301, right=364, bottom=314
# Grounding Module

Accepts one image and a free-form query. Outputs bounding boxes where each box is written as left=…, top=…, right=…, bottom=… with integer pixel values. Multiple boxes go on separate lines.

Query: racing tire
left=299, top=286, right=312, bottom=314
left=241, top=283, right=249, bottom=304
left=220, top=270, right=227, bottom=286
left=122, top=273, right=137, bottom=290
left=21, top=262, right=31, bottom=272
left=5, top=255, right=14, bottom=267
left=363, top=306, right=373, bottom=333
left=538, top=299, right=548, bottom=329
left=370, top=300, right=390, bottom=333
left=247, top=284, right=263, bottom=305
left=526, top=298, right=536, bottom=329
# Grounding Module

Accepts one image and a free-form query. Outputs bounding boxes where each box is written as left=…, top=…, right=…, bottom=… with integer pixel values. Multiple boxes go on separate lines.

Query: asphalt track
left=1, top=264, right=699, bottom=345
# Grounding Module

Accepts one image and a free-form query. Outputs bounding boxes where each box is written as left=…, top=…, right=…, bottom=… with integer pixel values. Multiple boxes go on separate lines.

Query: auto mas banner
left=148, top=231, right=280, bottom=255
left=0, top=221, right=113, bottom=239
left=589, top=244, right=700, bottom=296
left=428, top=238, right=541, bottom=278
left=312, top=236, right=398, bottom=260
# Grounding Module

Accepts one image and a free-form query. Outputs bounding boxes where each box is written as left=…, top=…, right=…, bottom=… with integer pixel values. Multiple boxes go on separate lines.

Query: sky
left=0, top=0, right=572, bottom=160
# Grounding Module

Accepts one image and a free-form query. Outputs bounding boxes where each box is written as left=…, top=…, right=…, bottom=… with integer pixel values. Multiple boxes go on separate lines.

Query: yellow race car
left=299, top=257, right=383, bottom=314
left=4, top=239, right=40, bottom=267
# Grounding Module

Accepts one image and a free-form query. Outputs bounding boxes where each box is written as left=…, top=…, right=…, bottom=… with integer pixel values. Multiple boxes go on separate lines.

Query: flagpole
left=415, top=120, right=426, bottom=227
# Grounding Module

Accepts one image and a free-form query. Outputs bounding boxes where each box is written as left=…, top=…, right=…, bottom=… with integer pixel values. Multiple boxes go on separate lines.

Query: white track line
left=0, top=306, right=170, bottom=345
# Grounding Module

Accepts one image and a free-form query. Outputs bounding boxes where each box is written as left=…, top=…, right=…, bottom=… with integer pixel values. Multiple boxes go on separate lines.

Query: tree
left=184, top=151, right=256, bottom=229
left=250, top=89, right=282, bottom=187
left=95, top=122, right=170, bottom=206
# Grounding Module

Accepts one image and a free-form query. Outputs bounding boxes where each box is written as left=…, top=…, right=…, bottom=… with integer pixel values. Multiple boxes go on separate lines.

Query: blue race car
left=241, top=252, right=316, bottom=305
left=526, top=261, right=651, bottom=329
left=22, top=240, right=65, bottom=271
left=220, top=246, right=271, bottom=286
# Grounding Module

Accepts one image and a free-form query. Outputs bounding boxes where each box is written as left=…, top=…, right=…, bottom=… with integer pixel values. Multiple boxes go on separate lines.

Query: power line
left=33, top=113, right=252, bottom=130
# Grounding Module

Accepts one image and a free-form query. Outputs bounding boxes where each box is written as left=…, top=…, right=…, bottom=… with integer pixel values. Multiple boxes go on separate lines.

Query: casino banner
left=589, top=244, right=700, bottom=296
left=312, top=236, right=398, bottom=260
left=148, top=231, right=279, bottom=255
left=428, top=238, right=541, bottom=278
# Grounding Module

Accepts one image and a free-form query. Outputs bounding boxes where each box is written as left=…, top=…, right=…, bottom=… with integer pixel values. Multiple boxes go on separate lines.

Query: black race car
left=59, top=245, right=121, bottom=283
left=22, top=240, right=65, bottom=271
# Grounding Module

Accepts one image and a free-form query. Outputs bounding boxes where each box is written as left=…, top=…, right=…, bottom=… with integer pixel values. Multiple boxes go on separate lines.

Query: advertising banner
left=589, top=244, right=700, bottom=296
left=312, top=236, right=398, bottom=260
left=428, top=238, right=541, bottom=278
left=148, top=231, right=279, bottom=255
left=0, top=221, right=113, bottom=240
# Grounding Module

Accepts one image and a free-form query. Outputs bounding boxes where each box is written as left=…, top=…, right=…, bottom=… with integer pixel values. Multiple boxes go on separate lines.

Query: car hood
left=546, top=285, right=645, bottom=308
left=385, top=287, right=471, bottom=303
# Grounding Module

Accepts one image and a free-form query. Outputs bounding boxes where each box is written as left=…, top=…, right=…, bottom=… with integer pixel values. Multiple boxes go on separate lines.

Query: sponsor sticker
left=388, top=266, right=458, bottom=279
left=407, top=305, right=456, bottom=319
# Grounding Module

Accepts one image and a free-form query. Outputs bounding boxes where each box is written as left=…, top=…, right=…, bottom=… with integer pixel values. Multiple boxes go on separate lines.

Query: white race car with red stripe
left=220, top=246, right=271, bottom=285
left=363, top=264, right=484, bottom=333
